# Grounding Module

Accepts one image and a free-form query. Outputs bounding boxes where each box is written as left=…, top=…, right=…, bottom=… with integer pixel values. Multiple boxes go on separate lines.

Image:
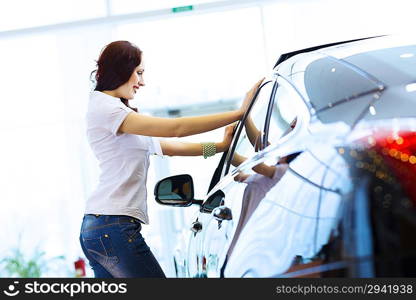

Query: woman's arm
left=244, top=115, right=262, bottom=149
left=244, top=115, right=271, bottom=151
left=118, top=78, right=264, bottom=137
left=159, top=124, right=235, bottom=156
left=160, top=140, right=227, bottom=156
left=119, top=110, right=241, bottom=138
left=231, top=152, right=276, bottom=178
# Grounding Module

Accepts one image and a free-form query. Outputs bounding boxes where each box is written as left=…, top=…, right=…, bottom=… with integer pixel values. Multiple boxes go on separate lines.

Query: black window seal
left=206, top=150, right=228, bottom=194
left=262, top=80, right=278, bottom=148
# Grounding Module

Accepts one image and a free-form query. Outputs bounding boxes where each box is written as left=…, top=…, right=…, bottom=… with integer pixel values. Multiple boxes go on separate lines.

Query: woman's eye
left=137, top=72, right=143, bottom=76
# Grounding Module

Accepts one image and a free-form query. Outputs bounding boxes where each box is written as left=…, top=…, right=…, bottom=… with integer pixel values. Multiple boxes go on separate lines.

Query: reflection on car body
left=154, top=35, right=416, bottom=277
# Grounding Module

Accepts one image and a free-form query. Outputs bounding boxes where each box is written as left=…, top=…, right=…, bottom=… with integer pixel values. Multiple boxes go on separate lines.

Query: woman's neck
left=102, top=90, right=119, bottom=98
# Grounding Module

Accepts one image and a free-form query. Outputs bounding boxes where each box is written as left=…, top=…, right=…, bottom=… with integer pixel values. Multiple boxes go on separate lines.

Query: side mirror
left=154, top=174, right=201, bottom=207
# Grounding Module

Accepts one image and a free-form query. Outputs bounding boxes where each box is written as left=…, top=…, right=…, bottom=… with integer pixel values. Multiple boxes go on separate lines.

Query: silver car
left=155, top=35, right=416, bottom=277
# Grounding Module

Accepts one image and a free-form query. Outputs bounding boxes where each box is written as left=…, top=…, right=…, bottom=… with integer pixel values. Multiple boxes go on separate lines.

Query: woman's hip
left=79, top=214, right=165, bottom=277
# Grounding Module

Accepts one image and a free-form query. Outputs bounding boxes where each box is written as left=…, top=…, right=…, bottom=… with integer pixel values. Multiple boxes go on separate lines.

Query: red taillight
left=371, top=131, right=416, bottom=203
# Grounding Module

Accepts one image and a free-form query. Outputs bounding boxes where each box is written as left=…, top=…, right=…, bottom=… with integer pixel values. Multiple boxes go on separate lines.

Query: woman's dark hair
left=91, top=40, right=141, bottom=112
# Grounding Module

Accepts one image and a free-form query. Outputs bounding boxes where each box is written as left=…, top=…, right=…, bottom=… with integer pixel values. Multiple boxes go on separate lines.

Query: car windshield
left=306, top=45, right=416, bottom=126
left=304, top=56, right=380, bottom=126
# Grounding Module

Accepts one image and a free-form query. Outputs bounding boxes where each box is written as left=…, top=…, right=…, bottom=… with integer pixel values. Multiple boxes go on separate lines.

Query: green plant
left=1, top=248, right=65, bottom=278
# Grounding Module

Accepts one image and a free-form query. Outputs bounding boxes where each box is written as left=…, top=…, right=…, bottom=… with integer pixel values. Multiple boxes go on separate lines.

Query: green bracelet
left=202, top=142, right=216, bottom=159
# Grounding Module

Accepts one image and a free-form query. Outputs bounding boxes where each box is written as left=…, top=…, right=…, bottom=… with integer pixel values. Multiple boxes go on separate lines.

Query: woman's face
left=118, top=63, right=145, bottom=100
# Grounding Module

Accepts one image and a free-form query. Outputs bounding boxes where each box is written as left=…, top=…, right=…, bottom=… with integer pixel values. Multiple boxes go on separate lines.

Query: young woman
left=79, top=40, right=264, bottom=278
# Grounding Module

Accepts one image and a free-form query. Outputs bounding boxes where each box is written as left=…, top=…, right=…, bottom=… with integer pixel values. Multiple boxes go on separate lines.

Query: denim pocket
left=119, top=223, right=150, bottom=254
left=120, top=222, right=141, bottom=241
left=82, top=234, right=119, bottom=269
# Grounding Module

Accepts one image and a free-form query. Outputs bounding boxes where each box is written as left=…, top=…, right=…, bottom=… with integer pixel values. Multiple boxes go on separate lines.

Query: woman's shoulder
left=88, top=91, right=127, bottom=113
left=89, top=90, right=113, bottom=102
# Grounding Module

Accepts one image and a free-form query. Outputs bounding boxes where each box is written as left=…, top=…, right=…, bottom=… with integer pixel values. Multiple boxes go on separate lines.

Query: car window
left=226, top=82, right=274, bottom=175
left=222, top=76, right=305, bottom=174
left=266, top=76, right=301, bottom=147
left=206, top=80, right=273, bottom=188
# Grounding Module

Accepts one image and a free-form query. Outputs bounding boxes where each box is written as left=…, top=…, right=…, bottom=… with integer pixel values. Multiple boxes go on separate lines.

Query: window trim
left=262, top=80, right=279, bottom=148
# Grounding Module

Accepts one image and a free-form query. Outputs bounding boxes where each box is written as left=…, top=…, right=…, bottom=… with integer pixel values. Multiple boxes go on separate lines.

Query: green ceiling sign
left=172, top=5, right=194, bottom=13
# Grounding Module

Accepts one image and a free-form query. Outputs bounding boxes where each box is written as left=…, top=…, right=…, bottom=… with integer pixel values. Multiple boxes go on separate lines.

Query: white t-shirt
left=85, top=91, right=162, bottom=224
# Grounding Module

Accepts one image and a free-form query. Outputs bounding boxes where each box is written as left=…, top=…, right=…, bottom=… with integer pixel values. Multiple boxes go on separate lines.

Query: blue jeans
left=79, top=214, right=166, bottom=278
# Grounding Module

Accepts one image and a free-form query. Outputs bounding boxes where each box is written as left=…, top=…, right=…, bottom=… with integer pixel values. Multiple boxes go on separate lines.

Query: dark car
left=154, top=35, right=416, bottom=277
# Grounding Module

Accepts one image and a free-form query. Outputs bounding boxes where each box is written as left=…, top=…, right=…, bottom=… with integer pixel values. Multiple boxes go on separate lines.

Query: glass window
left=343, top=45, right=416, bottom=86
left=346, top=46, right=416, bottom=123
left=223, top=76, right=303, bottom=176
left=254, top=76, right=302, bottom=168
left=267, top=77, right=301, bottom=144
left=361, top=86, right=416, bottom=122
left=226, top=81, right=273, bottom=175
left=314, top=93, right=374, bottom=126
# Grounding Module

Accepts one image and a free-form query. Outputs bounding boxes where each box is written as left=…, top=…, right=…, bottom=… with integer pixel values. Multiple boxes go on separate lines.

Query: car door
left=185, top=79, right=276, bottom=277
left=222, top=74, right=350, bottom=277
left=198, top=75, right=304, bottom=277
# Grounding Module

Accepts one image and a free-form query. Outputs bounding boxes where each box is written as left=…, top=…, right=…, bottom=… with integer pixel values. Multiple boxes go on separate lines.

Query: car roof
left=272, top=35, right=384, bottom=69
left=274, top=35, right=416, bottom=126
left=276, top=35, right=416, bottom=87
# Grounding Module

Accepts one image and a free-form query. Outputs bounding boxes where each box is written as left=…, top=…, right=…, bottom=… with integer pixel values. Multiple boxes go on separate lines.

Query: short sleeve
left=106, top=107, right=131, bottom=135
left=89, top=92, right=133, bottom=136
left=149, top=137, right=163, bottom=156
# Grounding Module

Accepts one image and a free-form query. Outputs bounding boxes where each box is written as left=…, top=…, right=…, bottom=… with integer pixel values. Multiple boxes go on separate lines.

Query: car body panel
left=159, top=35, right=416, bottom=277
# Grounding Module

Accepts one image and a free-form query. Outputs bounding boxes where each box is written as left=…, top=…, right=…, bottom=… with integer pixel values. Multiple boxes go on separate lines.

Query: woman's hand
left=234, top=172, right=250, bottom=182
left=217, top=123, right=237, bottom=152
left=238, top=77, right=265, bottom=118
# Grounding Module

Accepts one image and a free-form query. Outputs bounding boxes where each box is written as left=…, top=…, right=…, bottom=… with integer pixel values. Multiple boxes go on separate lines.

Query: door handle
left=190, top=221, right=203, bottom=233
